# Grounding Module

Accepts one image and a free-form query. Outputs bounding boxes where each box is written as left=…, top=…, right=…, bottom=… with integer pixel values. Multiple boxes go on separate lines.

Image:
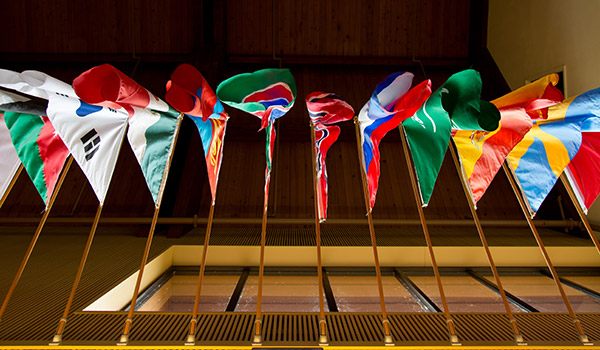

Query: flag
left=217, top=69, right=296, bottom=203
left=166, top=64, right=229, bottom=202
left=403, top=69, right=500, bottom=206
left=74, top=64, right=180, bottom=205
left=0, top=69, right=76, bottom=99
left=306, top=92, right=354, bottom=221
left=73, top=63, right=169, bottom=114
left=358, top=72, right=432, bottom=209
left=165, top=63, right=225, bottom=121
left=452, top=74, right=563, bottom=203
left=127, top=106, right=181, bottom=204
left=508, top=87, right=600, bottom=214
left=1, top=109, right=69, bottom=207
left=1, top=69, right=130, bottom=205
left=0, top=114, right=22, bottom=202
left=46, top=93, right=129, bottom=205
left=216, top=68, right=296, bottom=130
left=564, top=117, right=600, bottom=212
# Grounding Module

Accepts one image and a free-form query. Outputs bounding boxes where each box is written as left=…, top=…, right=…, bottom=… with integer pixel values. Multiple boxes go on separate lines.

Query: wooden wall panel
left=225, top=0, right=471, bottom=59
left=0, top=0, right=195, bottom=55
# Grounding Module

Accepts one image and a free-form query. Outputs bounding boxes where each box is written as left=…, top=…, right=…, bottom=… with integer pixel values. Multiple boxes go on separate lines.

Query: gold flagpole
left=0, top=164, right=23, bottom=209
left=448, top=143, right=526, bottom=345
left=353, top=117, right=394, bottom=346
left=398, top=127, right=460, bottom=345
left=253, top=121, right=275, bottom=346
left=502, top=162, right=592, bottom=346
left=0, top=156, right=73, bottom=322
left=309, top=121, right=328, bottom=346
left=559, top=174, right=600, bottom=255
left=118, top=115, right=183, bottom=346
left=50, top=203, right=103, bottom=345
left=185, top=200, right=216, bottom=346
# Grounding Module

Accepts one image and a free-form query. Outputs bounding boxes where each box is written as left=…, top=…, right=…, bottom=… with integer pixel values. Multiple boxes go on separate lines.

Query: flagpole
left=118, top=115, right=183, bottom=346
left=185, top=200, right=216, bottom=346
left=502, top=162, right=593, bottom=346
left=353, top=117, right=394, bottom=346
left=309, top=121, right=328, bottom=346
left=0, top=164, right=23, bottom=209
left=559, top=174, right=600, bottom=255
left=447, top=143, right=526, bottom=345
left=50, top=203, right=103, bottom=345
left=0, top=156, right=73, bottom=322
left=398, top=126, right=460, bottom=346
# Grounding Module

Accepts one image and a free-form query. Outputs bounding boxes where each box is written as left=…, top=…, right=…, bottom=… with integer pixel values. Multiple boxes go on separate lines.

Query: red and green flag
left=2, top=109, right=69, bottom=207
left=216, top=69, right=296, bottom=202
left=403, top=69, right=500, bottom=206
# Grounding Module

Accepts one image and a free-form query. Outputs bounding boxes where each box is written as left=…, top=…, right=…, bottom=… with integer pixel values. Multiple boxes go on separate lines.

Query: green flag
left=402, top=69, right=500, bottom=206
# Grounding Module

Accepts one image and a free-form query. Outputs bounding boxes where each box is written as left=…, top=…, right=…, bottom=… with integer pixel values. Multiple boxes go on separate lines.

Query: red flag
left=306, top=92, right=354, bottom=221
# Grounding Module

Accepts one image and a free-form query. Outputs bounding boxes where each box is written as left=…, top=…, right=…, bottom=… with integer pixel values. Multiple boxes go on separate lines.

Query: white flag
left=0, top=69, right=76, bottom=99
left=46, top=93, right=128, bottom=205
left=0, top=115, right=21, bottom=201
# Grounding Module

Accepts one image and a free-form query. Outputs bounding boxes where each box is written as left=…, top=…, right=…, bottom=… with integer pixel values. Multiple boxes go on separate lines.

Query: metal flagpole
left=0, top=164, right=23, bottom=209
left=185, top=200, right=216, bottom=346
left=398, top=126, right=460, bottom=345
left=559, top=174, right=600, bottom=255
left=502, top=162, right=593, bottom=346
left=447, top=143, right=526, bottom=345
left=309, top=121, right=328, bottom=346
left=353, top=117, right=394, bottom=346
left=0, top=156, right=73, bottom=322
left=253, top=121, right=275, bottom=346
left=50, top=203, right=103, bottom=345
left=118, top=115, right=183, bottom=346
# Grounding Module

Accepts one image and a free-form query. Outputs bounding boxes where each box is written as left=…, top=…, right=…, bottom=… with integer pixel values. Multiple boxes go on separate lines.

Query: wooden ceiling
left=1, top=0, right=580, bottom=237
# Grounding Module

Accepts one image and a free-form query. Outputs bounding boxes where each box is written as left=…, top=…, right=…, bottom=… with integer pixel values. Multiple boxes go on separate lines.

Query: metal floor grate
left=46, top=312, right=600, bottom=346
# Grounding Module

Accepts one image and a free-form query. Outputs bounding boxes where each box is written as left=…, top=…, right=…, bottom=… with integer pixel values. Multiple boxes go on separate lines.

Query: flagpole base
left=384, top=334, right=394, bottom=346
left=580, top=334, right=593, bottom=346
left=319, top=334, right=329, bottom=346
left=117, top=334, right=129, bottom=346
left=252, top=334, right=262, bottom=346
left=449, top=334, right=461, bottom=346
left=49, top=334, right=62, bottom=346
left=514, top=334, right=527, bottom=346
left=184, top=334, right=196, bottom=346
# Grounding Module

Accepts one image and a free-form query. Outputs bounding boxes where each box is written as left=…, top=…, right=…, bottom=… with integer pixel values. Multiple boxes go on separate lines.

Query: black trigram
left=81, top=129, right=101, bottom=161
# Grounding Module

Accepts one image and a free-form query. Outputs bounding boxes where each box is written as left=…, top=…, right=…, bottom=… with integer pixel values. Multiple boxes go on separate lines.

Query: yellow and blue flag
left=508, top=87, right=600, bottom=213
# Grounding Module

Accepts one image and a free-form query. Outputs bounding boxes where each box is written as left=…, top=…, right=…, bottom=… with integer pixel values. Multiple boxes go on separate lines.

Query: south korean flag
left=46, top=93, right=128, bottom=205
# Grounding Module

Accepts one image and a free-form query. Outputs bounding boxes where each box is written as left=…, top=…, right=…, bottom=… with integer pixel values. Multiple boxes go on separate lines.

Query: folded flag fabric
left=217, top=69, right=296, bottom=203
left=358, top=72, right=432, bottom=209
left=216, top=68, right=296, bottom=130
left=0, top=89, right=29, bottom=200
left=0, top=69, right=76, bottom=99
left=1, top=109, right=69, bottom=207
left=306, top=92, right=355, bottom=221
left=166, top=63, right=225, bottom=121
left=564, top=117, right=600, bottom=213
left=74, top=64, right=180, bottom=205
left=403, top=69, right=500, bottom=206
left=73, top=63, right=169, bottom=114
left=166, top=64, right=229, bottom=203
left=508, top=86, right=600, bottom=214
left=452, top=74, right=562, bottom=204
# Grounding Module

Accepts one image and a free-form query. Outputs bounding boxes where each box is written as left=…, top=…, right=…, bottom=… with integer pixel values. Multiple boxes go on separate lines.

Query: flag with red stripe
left=306, top=92, right=354, bottom=221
